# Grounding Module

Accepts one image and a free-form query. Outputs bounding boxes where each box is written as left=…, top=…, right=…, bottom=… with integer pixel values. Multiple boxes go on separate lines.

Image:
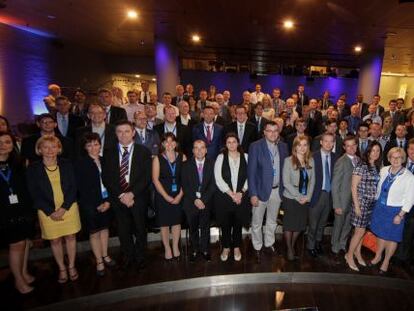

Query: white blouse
left=214, top=153, right=248, bottom=193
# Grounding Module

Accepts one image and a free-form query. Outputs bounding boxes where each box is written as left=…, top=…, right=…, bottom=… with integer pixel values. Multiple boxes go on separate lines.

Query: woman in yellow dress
left=27, top=136, right=81, bottom=283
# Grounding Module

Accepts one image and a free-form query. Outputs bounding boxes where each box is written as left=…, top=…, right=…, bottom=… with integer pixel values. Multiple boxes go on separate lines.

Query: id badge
left=171, top=184, right=178, bottom=193
left=9, top=194, right=19, bottom=204
left=196, top=191, right=201, bottom=199
left=102, top=189, right=109, bottom=199
left=125, top=174, right=130, bottom=183
left=273, top=168, right=276, bottom=177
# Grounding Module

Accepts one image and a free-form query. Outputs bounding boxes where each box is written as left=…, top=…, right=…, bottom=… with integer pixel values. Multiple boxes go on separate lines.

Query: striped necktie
left=120, top=146, right=130, bottom=192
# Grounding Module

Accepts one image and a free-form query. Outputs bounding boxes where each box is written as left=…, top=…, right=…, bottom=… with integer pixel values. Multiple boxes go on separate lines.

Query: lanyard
left=163, top=153, right=177, bottom=180
left=268, top=146, right=276, bottom=165
left=0, top=168, right=13, bottom=194
left=387, top=167, right=404, bottom=184
left=164, top=124, right=176, bottom=135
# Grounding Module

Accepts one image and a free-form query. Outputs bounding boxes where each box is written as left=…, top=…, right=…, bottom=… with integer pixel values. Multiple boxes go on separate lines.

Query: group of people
left=1, top=81, right=414, bottom=295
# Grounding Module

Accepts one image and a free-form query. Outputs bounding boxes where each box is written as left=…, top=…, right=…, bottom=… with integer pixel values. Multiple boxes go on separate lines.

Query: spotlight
left=192, top=34, right=201, bottom=42
left=135, top=74, right=140, bottom=78
left=127, top=10, right=138, bottom=19
left=152, top=78, right=156, bottom=82
left=283, top=20, right=294, bottom=29
left=354, top=45, right=362, bottom=53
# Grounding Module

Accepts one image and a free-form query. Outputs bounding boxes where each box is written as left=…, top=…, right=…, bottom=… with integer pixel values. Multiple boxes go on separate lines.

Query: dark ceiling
left=1, top=0, right=414, bottom=73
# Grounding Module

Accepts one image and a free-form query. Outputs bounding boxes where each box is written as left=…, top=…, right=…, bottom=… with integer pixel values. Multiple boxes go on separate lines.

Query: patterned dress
left=350, top=163, right=380, bottom=228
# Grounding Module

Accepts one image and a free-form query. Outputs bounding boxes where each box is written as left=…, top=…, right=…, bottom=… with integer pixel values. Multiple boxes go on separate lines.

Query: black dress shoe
left=315, top=244, right=324, bottom=255
left=189, top=252, right=198, bottom=263
left=255, top=250, right=261, bottom=263
left=264, top=245, right=277, bottom=255
left=202, top=252, right=211, bottom=262
left=378, top=268, right=389, bottom=276
left=307, top=249, right=318, bottom=258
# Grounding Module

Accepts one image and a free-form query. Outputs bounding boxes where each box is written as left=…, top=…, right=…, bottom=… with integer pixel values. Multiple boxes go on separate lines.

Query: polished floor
left=1, top=234, right=413, bottom=311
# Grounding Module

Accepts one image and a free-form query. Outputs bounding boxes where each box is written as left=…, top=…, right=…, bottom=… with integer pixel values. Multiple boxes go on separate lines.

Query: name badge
left=196, top=192, right=201, bottom=199
left=125, top=174, right=130, bottom=183
left=273, top=168, right=276, bottom=177
left=9, top=194, right=19, bottom=205
left=171, top=184, right=178, bottom=193
left=102, top=189, right=109, bottom=199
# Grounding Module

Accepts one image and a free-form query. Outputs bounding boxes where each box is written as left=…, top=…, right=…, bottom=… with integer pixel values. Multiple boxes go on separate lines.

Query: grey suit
left=331, top=154, right=359, bottom=253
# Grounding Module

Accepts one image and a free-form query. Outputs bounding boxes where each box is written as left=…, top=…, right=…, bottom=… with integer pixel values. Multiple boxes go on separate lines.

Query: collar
left=237, top=121, right=246, bottom=127
left=204, top=121, right=214, bottom=127
left=195, top=158, right=205, bottom=166
left=320, top=150, right=331, bottom=157
left=119, top=142, right=134, bottom=152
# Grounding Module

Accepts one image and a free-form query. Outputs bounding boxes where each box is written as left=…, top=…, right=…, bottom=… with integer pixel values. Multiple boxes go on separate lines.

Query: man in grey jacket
left=331, top=136, right=360, bottom=256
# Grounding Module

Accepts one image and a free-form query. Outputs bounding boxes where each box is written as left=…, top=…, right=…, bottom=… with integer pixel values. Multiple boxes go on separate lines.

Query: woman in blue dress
left=370, top=147, right=414, bottom=274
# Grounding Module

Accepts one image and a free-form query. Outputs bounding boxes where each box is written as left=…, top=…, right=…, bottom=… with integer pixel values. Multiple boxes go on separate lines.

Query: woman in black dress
left=74, top=132, right=115, bottom=276
left=0, top=132, right=35, bottom=294
left=214, top=133, right=250, bottom=262
left=152, top=133, right=186, bottom=260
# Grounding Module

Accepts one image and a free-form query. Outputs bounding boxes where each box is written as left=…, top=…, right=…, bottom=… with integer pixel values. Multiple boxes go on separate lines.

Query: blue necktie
left=323, top=154, right=331, bottom=192
left=409, top=162, right=414, bottom=174
left=61, top=115, right=68, bottom=136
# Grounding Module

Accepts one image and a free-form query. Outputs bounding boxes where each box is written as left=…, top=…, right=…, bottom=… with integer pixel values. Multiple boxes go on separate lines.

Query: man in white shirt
left=161, top=92, right=179, bottom=118
left=272, top=88, right=285, bottom=116
left=149, top=93, right=164, bottom=120
left=368, top=122, right=387, bottom=150
left=223, top=90, right=231, bottom=106
left=250, top=84, right=265, bottom=104
left=139, top=81, right=151, bottom=104
left=124, top=90, right=145, bottom=122
left=177, top=100, right=193, bottom=127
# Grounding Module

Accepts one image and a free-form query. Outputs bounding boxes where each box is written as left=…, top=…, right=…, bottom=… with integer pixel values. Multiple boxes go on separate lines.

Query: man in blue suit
left=192, top=106, right=223, bottom=160
left=133, top=111, right=160, bottom=156
left=248, top=121, right=288, bottom=262
left=307, top=132, right=337, bottom=257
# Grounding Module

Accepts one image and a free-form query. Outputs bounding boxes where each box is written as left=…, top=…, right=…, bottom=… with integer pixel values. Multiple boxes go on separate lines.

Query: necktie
left=400, top=140, right=403, bottom=148
left=352, top=157, right=358, bottom=167
left=120, top=146, right=130, bottom=193
left=140, top=130, right=145, bottom=143
left=143, top=93, right=147, bottom=104
left=323, top=154, right=331, bottom=192
left=257, top=117, right=261, bottom=131
left=361, top=141, right=367, bottom=153
left=239, top=124, right=244, bottom=142
left=61, top=115, right=68, bottom=136
left=409, top=162, right=414, bottom=173
left=206, top=125, right=212, bottom=143
left=197, top=163, right=203, bottom=184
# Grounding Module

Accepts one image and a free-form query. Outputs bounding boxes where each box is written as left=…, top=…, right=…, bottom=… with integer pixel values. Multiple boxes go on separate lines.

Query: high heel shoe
left=58, top=269, right=68, bottom=284
left=96, top=262, right=105, bottom=277
left=356, top=257, right=367, bottom=267
left=220, top=249, right=230, bottom=262
left=234, top=249, right=242, bottom=262
left=344, top=254, right=359, bottom=272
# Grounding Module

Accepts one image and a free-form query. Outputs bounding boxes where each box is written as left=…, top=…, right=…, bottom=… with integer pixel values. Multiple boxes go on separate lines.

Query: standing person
left=133, top=111, right=160, bottom=156
left=0, top=132, right=35, bottom=294
left=331, top=136, right=360, bottom=257
left=27, top=136, right=81, bottom=283
left=182, top=140, right=216, bottom=262
left=214, top=133, right=250, bottom=262
left=248, top=121, right=288, bottom=262
left=98, top=88, right=127, bottom=125
left=102, top=121, right=152, bottom=269
left=152, top=133, right=186, bottom=260
left=74, top=133, right=115, bottom=277
left=344, top=141, right=382, bottom=271
left=369, top=147, right=414, bottom=274
left=282, top=136, right=315, bottom=261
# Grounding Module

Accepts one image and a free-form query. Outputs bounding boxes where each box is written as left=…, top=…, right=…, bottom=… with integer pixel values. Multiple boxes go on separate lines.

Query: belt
left=272, top=185, right=279, bottom=189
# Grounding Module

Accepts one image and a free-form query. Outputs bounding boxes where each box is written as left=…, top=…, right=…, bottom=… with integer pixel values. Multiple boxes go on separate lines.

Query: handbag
left=362, top=231, right=377, bottom=253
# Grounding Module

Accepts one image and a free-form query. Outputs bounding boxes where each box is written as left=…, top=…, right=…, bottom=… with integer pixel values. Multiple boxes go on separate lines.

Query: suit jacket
left=56, top=113, right=85, bottom=139
left=107, top=106, right=127, bottom=125
left=176, top=115, right=198, bottom=131
left=343, top=115, right=361, bottom=135
left=192, top=123, right=223, bottom=159
left=214, top=115, right=226, bottom=127
left=75, top=124, right=117, bottom=159
left=134, top=128, right=160, bottom=156
left=331, top=154, right=357, bottom=211
left=406, top=125, right=414, bottom=141
left=335, top=105, right=350, bottom=120
left=154, top=122, right=192, bottom=157
left=21, top=133, right=74, bottom=164
left=249, top=115, right=267, bottom=138
left=181, top=157, right=216, bottom=210
left=297, top=92, right=309, bottom=111
left=381, top=110, right=405, bottom=129
left=383, top=138, right=408, bottom=166
left=26, top=158, right=77, bottom=216
left=224, top=121, right=257, bottom=153
left=311, top=134, right=343, bottom=156
left=357, top=102, right=369, bottom=119
left=310, top=150, right=337, bottom=206
left=248, top=138, right=288, bottom=201
left=102, top=143, right=152, bottom=208
left=172, top=96, right=185, bottom=106
left=306, top=110, right=323, bottom=138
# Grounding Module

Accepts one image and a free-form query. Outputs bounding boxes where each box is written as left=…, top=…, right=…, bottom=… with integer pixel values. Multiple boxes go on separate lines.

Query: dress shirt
left=362, top=114, right=382, bottom=125
left=203, top=122, right=214, bottom=139
left=214, top=153, right=248, bottom=193
left=164, top=122, right=177, bottom=136
left=57, top=112, right=69, bottom=136
left=136, top=127, right=146, bottom=143
left=396, top=138, right=406, bottom=148
left=140, top=92, right=151, bottom=104
left=250, top=92, right=265, bottom=104
left=320, top=150, right=331, bottom=191
left=180, top=114, right=191, bottom=126
left=237, top=121, right=246, bottom=142
left=156, top=103, right=165, bottom=120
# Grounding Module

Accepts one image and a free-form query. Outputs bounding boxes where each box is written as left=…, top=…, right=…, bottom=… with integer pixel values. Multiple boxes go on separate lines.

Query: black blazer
left=249, top=116, right=267, bottom=137
left=154, top=122, right=192, bottom=157
left=181, top=157, right=216, bottom=210
left=134, top=128, right=160, bottom=156
left=224, top=121, right=257, bottom=153
left=74, top=156, right=108, bottom=209
left=21, top=133, right=74, bottom=164
left=108, top=106, right=127, bottom=125
left=176, top=115, right=198, bottom=131
left=56, top=113, right=85, bottom=139
left=26, top=158, right=77, bottom=216
left=310, top=150, right=337, bottom=206
left=311, top=134, right=343, bottom=156
left=102, top=143, right=152, bottom=207
left=74, top=124, right=117, bottom=159
left=307, top=110, right=323, bottom=138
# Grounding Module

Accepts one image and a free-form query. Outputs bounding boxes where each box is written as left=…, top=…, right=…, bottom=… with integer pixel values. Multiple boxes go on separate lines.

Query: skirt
left=282, top=197, right=309, bottom=232
left=38, top=203, right=81, bottom=240
left=370, top=201, right=404, bottom=243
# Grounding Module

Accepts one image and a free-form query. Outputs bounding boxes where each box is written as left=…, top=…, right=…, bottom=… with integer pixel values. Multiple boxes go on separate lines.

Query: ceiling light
left=283, top=20, right=294, bottom=29
left=192, top=34, right=201, bottom=42
left=354, top=45, right=362, bottom=53
left=135, top=74, right=140, bottom=78
left=127, top=10, right=138, bottom=19
left=152, top=78, right=156, bottom=81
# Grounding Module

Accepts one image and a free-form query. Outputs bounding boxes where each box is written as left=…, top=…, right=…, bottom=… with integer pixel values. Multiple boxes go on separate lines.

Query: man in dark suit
left=286, top=118, right=307, bottom=154
left=248, top=121, right=288, bottom=261
left=296, top=84, right=309, bottom=113
left=21, top=113, right=73, bottom=164
left=381, top=99, right=405, bottom=130
left=354, top=94, right=369, bottom=119
left=311, top=119, right=343, bottom=156
left=98, top=88, right=127, bottom=125
left=75, top=103, right=117, bottom=158
left=307, top=132, right=337, bottom=257
left=102, top=120, right=152, bottom=268
left=192, top=106, right=223, bottom=159
left=356, top=123, right=370, bottom=156
left=372, top=94, right=385, bottom=117
left=181, top=140, right=216, bottom=262
left=55, top=95, right=85, bottom=139
left=224, top=105, right=257, bottom=153
left=249, top=102, right=268, bottom=138
left=306, top=99, right=323, bottom=138
left=176, top=100, right=198, bottom=130
left=133, top=110, right=160, bottom=156
left=144, top=102, right=163, bottom=130
left=321, top=90, right=334, bottom=111
left=155, top=105, right=191, bottom=157
left=172, top=84, right=185, bottom=106
left=335, top=98, right=350, bottom=120
left=383, top=124, right=408, bottom=166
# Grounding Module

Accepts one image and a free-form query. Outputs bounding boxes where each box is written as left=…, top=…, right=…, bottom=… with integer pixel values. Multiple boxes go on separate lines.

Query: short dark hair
left=342, top=135, right=357, bottom=146
left=358, top=122, right=369, bottom=131
left=82, top=132, right=101, bottom=149
left=97, top=88, right=111, bottom=96
left=55, top=95, right=69, bottom=103
left=36, top=113, right=56, bottom=123
left=114, top=120, right=134, bottom=130
left=264, top=120, right=278, bottom=130
left=254, top=102, right=264, bottom=109
left=325, top=118, right=337, bottom=127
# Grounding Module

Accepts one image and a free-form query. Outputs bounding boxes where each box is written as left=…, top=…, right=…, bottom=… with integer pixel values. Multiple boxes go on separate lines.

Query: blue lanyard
left=387, top=167, right=404, bottom=184
left=268, top=146, right=276, bottom=165
left=0, top=168, right=13, bottom=194
left=164, top=124, right=176, bottom=135
left=163, top=153, right=177, bottom=178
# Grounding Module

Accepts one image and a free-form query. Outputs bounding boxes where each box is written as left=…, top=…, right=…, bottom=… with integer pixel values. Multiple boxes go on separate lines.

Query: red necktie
left=206, top=125, right=212, bottom=144
left=120, top=147, right=130, bottom=192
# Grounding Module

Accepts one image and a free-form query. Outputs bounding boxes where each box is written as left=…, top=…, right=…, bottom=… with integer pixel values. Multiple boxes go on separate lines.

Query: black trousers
left=184, top=207, right=210, bottom=253
left=113, top=202, right=146, bottom=261
left=221, top=208, right=243, bottom=248
left=394, top=213, right=414, bottom=262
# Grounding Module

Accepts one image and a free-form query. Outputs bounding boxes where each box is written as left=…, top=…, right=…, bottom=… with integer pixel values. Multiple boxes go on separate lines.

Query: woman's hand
left=298, top=198, right=308, bottom=205
left=393, top=215, right=402, bottom=225
left=170, top=196, right=181, bottom=205
left=97, top=202, right=110, bottom=213
left=50, top=208, right=65, bottom=221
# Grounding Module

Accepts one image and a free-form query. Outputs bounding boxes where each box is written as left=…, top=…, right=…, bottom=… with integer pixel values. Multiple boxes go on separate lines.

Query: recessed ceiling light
left=192, top=34, right=201, bottom=42
left=139, top=40, right=145, bottom=46
left=283, top=20, right=294, bottom=29
left=47, top=15, right=56, bottom=19
left=354, top=45, right=362, bottom=53
left=127, top=10, right=138, bottom=19
left=135, top=74, right=141, bottom=78
left=152, top=78, right=156, bottom=82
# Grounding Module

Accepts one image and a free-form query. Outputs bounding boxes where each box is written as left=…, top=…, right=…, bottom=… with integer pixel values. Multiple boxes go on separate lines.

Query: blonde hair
left=387, top=147, right=406, bottom=163
left=35, top=135, right=62, bottom=156
left=291, top=135, right=312, bottom=169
